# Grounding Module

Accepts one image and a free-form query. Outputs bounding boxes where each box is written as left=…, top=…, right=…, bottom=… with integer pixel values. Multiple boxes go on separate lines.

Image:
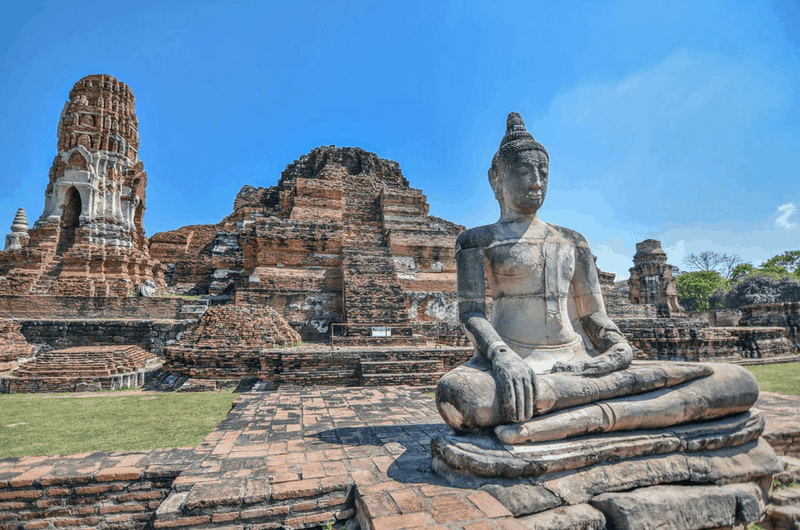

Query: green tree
left=729, top=263, right=757, bottom=283
left=761, top=250, right=800, bottom=276
left=676, top=271, right=726, bottom=311
left=726, top=250, right=800, bottom=285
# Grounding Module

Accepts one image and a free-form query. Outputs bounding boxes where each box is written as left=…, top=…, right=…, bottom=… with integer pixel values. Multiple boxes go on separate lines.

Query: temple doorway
left=56, top=186, right=81, bottom=255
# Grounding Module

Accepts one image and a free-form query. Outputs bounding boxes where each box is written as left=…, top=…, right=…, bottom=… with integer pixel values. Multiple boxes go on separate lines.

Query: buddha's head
left=488, top=112, right=549, bottom=217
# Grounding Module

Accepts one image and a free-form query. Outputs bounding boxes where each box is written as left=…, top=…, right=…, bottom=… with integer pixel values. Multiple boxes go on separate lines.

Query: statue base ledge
left=431, top=417, right=782, bottom=526
left=432, top=409, right=767, bottom=481
left=511, top=483, right=767, bottom=530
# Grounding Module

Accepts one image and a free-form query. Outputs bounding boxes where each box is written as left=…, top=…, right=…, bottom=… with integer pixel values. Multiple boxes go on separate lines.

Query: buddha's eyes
left=513, top=165, right=548, bottom=177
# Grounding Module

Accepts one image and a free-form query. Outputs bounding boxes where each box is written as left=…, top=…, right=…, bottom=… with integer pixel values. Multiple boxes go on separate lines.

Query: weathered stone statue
left=432, top=112, right=780, bottom=529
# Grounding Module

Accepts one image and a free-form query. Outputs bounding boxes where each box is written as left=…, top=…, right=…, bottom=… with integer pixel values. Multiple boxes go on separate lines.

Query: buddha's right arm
left=457, top=242, right=534, bottom=422
left=456, top=245, right=507, bottom=362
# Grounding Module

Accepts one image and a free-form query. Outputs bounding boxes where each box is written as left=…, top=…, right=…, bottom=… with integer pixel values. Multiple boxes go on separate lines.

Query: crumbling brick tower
left=150, top=146, right=464, bottom=341
left=0, top=74, right=162, bottom=296
left=628, top=239, right=683, bottom=316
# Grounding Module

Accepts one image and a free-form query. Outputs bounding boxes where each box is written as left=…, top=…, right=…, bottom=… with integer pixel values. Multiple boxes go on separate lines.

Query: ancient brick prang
left=151, top=146, right=464, bottom=341
left=0, top=74, right=163, bottom=296
left=628, top=239, right=683, bottom=316
left=0, top=345, right=159, bottom=393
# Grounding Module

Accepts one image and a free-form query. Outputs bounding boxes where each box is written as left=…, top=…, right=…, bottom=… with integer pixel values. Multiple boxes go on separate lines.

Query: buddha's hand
left=551, top=342, right=633, bottom=376
left=491, top=345, right=535, bottom=423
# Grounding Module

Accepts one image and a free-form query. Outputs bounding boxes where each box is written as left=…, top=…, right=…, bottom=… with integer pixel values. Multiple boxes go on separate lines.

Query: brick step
left=342, top=236, right=385, bottom=246
left=341, top=254, right=396, bottom=265
left=341, top=293, right=406, bottom=306
left=343, top=294, right=406, bottom=308
left=359, top=359, right=443, bottom=374
left=343, top=315, right=409, bottom=326
left=342, top=255, right=397, bottom=263
left=341, top=255, right=396, bottom=266
left=359, top=371, right=446, bottom=387
left=343, top=275, right=405, bottom=285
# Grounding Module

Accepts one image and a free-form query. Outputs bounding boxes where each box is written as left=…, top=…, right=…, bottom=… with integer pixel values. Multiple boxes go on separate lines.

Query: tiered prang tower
left=628, top=239, right=683, bottom=316
left=0, top=74, right=162, bottom=296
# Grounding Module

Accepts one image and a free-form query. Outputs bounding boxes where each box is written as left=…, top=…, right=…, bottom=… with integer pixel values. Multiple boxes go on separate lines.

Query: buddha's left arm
left=570, top=245, right=632, bottom=374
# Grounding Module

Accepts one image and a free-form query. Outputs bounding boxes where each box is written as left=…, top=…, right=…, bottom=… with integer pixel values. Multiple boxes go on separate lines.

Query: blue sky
left=1, top=0, right=799, bottom=279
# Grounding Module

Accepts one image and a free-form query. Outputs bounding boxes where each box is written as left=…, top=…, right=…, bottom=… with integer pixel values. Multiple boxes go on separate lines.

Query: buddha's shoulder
left=455, top=224, right=500, bottom=251
left=546, top=223, right=591, bottom=249
left=456, top=222, right=593, bottom=251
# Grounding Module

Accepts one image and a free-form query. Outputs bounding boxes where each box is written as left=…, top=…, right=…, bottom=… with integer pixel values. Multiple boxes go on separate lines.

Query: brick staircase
left=341, top=175, right=408, bottom=327
left=32, top=255, right=62, bottom=294
left=1, top=345, right=159, bottom=393
left=358, top=349, right=446, bottom=387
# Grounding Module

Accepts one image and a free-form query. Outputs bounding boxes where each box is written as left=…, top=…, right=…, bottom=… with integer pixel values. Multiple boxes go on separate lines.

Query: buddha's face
left=498, top=149, right=549, bottom=216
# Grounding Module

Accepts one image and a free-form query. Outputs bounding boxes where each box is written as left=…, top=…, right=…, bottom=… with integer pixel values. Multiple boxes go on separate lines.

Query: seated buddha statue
left=435, top=112, right=759, bottom=445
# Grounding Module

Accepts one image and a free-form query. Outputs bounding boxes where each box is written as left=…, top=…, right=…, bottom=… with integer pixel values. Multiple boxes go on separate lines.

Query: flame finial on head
left=497, top=112, right=548, bottom=158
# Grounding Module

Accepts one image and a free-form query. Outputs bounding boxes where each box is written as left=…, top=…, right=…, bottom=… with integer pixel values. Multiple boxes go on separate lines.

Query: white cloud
left=774, top=202, right=798, bottom=231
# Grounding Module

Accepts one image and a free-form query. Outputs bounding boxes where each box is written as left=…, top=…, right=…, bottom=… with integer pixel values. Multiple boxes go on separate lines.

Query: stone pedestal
left=432, top=412, right=780, bottom=528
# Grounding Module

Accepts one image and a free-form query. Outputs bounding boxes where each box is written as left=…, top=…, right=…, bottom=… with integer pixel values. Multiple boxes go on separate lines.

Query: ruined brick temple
left=0, top=74, right=796, bottom=393
left=0, top=74, right=162, bottom=296
left=605, top=240, right=798, bottom=362
left=149, top=146, right=464, bottom=340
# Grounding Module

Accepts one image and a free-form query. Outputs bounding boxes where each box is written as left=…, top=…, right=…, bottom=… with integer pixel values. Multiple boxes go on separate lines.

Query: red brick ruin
left=1, top=74, right=799, bottom=530
left=0, top=74, right=162, bottom=297
left=0, top=74, right=797, bottom=395
left=149, top=145, right=464, bottom=341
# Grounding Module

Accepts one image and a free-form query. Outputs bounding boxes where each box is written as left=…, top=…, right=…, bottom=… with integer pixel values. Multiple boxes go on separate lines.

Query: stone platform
left=1, top=386, right=799, bottom=529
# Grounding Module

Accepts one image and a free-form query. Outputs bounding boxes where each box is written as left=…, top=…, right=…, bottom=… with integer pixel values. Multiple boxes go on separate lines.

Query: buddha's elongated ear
left=488, top=166, right=502, bottom=201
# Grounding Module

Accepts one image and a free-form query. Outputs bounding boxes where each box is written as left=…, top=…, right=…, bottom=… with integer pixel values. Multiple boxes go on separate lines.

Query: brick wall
left=740, top=302, right=800, bottom=346
left=0, top=295, right=188, bottom=320
left=165, top=345, right=473, bottom=388
left=19, top=320, right=194, bottom=355
left=0, top=449, right=197, bottom=530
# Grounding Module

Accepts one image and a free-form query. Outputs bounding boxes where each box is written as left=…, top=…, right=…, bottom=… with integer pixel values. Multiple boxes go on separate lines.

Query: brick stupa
left=0, top=74, right=162, bottom=296
left=163, top=304, right=301, bottom=381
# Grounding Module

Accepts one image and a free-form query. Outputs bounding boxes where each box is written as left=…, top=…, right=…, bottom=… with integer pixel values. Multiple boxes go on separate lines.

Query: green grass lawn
left=0, top=362, right=798, bottom=460
left=745, top=361, right=800, bottom=396
left=0, top=390, right=237, bottom=459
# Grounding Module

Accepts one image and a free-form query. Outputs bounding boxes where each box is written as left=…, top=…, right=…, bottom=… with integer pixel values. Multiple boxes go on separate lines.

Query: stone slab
left=590, top=483, right=765, bottom=530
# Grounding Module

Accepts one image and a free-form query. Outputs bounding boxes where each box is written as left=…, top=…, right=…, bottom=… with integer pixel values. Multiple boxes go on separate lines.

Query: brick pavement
left=2, top=386, right=799, bottom=529
left=150, top=386, right=524, bottom=529
left=757, top=391, right=800, bottom=458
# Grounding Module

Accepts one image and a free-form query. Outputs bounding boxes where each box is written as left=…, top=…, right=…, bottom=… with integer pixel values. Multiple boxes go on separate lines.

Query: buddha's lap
left=436, top=360, right=757, bottom=434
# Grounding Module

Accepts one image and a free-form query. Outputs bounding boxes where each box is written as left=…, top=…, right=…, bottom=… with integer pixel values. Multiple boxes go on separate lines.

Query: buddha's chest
left=486, top=240, right=575, bottom=296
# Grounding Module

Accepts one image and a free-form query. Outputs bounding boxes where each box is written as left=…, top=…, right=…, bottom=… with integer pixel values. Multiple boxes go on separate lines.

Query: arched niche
left=56, top=186, right=82, bottom=255
left=134, top=201, right=145, bottom=248
left=67, top=151, right=88, bottom=171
